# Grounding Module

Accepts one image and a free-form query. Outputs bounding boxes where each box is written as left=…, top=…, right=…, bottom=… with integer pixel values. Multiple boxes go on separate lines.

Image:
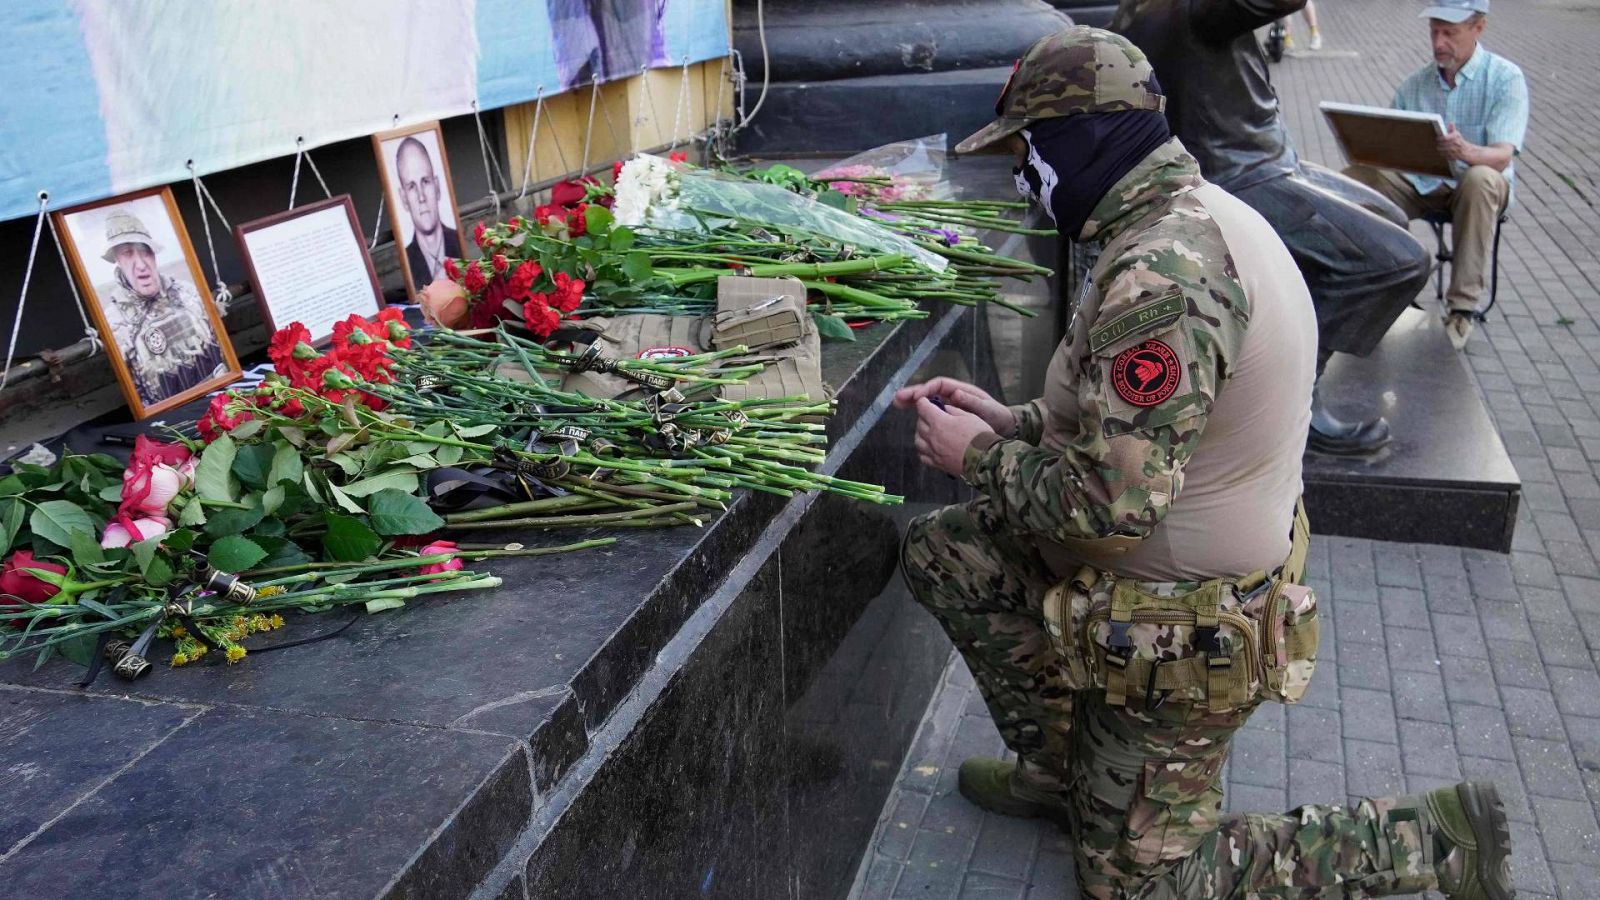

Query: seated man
left=1344, top=0, right=1527, bottom=350
left=1113, top=0, right=1433, bottom=456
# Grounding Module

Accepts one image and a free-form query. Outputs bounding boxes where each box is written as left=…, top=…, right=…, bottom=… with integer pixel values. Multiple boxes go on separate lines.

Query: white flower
left=613, top=155, right=679, bottom=227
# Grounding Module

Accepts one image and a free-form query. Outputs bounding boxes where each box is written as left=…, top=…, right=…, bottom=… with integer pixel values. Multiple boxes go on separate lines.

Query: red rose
left=491, top=253, right=509, bottom=274
left=463, top=260, right=487, bottom=294
left=473, top=221, right=489, bottom=249
left=470, top=279, right=517, bottom=329
left=0, top=551, right=67, bottom=607
left=550, top=177, right=594, bottom=208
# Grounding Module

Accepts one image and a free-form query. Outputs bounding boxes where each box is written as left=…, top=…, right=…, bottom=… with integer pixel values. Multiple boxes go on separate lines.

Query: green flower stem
left=443, top=501, right=700, bottom=530
left=444, top=494, right=609, bottom=523
left=656, top=254, right=907, bottom=287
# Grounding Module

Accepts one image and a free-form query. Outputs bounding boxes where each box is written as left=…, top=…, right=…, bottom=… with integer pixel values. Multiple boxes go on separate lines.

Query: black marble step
left=1304, top=307, right=1520, bottom=552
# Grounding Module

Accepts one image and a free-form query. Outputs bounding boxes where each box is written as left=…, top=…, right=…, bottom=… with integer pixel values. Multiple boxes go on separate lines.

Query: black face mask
left=1013, top=107, right=1172, bottom=241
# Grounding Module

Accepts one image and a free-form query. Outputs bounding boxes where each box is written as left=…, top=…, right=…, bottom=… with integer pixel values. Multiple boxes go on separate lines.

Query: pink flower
left=101, top=516, right=172, bottom=549
left=120, top=436, right=193, bottom=517
left=418, top=541, right=463, bottom=580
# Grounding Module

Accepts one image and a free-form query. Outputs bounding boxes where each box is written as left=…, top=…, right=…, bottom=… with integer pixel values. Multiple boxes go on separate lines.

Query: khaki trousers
left=1343, top=164, right=1509, bottom=314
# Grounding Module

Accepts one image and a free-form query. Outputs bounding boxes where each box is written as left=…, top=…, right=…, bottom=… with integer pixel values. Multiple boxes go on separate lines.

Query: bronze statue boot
left=1309, top=388, right=1391, bottom=455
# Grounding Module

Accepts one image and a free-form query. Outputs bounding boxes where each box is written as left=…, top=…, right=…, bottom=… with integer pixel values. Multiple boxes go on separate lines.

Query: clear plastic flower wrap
left=614, top=155, right=949, bottom=272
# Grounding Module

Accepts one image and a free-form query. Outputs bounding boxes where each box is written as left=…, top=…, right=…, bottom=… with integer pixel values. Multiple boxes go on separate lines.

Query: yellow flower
left=171, top=652, right=189, bottom=667
left=171, top=625, right=188, bottom=639
left=250, top=615, right=271, bottom=633
left=225, top=645, right=246, bottom=664
left=258, top=586, right=286, bottom=598
left=269, top=614, right=285, bottom=628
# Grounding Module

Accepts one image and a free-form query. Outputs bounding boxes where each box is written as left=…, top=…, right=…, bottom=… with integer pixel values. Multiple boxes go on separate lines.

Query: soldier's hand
left=894, top=377, right=1016, bottom=437
left=914, top=398, right=994, bottom=477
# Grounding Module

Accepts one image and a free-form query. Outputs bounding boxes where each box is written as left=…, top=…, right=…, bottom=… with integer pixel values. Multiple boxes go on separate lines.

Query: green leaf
left=584, top=203, right=614, bottom=234
left=365, top=597, right=407, bottom=614
left=268, top=442, right=304, bottom=486
left=302, top=471, right=325, bottom=504
left=254, top=537, right=313, bottom=570
left=195, top=434, right=239, bottom=502
left=204, top=496, right=266, bottom=537
left=0, top=475, right=27, bottom=497
left=252, top=517, right=286, bottom=539
left=326, top=453, right=363, bottom=478
left=29, top=500, right=98, bottom=550
left=162, top=529, right=198, bottom=553
left=131, top=534, right=164, bottom=578
left=228, top=418, right=265, bottom=440
left=207, top=535, right=267, bottom=573
left=365, top=489, right=445, bottom=536
left=144, top=554, right=175, bottom=587
left=325, top=482, right=364, bottom=514
left=621, top=250, right=654, bottom=283
left=609, top=226, right=635, bottom=252
left=231, top=443, right=277, bottom=488
left=340, top=470, right=419, bottom=498
left=0, top=499, right=24, bottom=556
left=817, top=189, right=851, bottom=210
left=813, top=313, right=857, bottom=342
left=97, top=484, right=125, bottom=503
left=261, top=484, right=286, bottom=516
left=322, top=513, right=381, bottom=562
left=178, top=496, right=208, bottom=527
left=66, top=532, right=105, bottom=566
left=452, top=423, right=498, bottom=439
left=435, top=443, right=464, bottom=467
left=58, top=633, right=98, bottom=668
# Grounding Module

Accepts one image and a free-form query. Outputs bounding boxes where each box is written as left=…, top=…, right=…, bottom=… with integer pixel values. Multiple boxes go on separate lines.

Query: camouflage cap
left=955, top=26, right=1165, bottom=154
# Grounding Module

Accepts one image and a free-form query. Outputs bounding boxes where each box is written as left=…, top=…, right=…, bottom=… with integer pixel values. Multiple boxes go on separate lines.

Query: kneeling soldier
left=896, top=26, right=1513, bottom=899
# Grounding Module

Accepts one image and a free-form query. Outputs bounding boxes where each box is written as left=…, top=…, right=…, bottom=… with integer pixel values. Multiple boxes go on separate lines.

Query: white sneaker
left=1308, top=30, right=1323, bottom=50
left=1445, top=312, right=1475, bottom=351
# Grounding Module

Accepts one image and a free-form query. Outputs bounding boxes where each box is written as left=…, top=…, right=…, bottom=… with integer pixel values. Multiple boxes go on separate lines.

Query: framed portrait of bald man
left=373, top=122, right=465, bottom=301
left=54, top=186, right=242, bottom=420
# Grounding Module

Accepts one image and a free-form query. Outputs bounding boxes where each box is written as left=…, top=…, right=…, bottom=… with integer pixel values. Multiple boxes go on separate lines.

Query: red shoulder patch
left=1111, top=339, right=1181, bottom=407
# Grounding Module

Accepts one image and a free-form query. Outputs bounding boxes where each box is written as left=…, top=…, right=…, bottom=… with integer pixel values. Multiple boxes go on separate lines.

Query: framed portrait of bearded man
left=55, top=186, right=241, bottom=419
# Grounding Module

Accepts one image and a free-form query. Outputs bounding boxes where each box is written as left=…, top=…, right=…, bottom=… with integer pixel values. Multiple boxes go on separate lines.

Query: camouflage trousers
left=903, top=498, right=1438, bottom=899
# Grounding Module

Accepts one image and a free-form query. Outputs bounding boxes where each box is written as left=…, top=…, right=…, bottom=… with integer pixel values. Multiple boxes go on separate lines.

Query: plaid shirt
left=1392, top=44, right=1529, bottom=196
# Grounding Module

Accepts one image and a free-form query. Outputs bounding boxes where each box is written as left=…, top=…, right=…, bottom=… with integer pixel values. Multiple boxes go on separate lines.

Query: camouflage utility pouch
left=1041, top=504, right=1319, bottom=711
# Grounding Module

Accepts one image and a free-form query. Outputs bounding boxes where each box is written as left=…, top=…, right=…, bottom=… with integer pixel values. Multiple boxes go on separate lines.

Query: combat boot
left=957, top=757, right=1070, bottom=825
left=1427, top=782, right=1515, bottom=900
left=1380, top=782, right=1515, bottom=899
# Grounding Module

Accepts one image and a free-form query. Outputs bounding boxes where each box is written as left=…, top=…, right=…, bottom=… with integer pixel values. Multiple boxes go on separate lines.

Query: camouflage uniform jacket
left=107, top=274, right=224, bottom=406
left=962, top=138, right=1256, bottom=569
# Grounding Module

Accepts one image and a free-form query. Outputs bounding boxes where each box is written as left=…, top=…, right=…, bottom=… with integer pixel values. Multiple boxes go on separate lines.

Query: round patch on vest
left=1111, top=339, right=1180, bottom=407
left=637, top=346, right=692, bottom=360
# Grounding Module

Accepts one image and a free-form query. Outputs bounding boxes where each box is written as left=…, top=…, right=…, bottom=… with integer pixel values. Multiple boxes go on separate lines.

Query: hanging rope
left=636, top=64, right=657, bottom=136
left=580, top=79, right=602, bottom=174
left=671, top=56, right=693, bottom=151
left=187, top=162, right=234, bottom=314
left=472, top=101, right=510, bottom=216
left=518, top=88, right=547, bottom=199
left=598, top=79, right=623, bottom=159
left=2, top=194, right=51, bottom=390
left=46, top=214, right=102, bottom=359
left=288, top=137, right=332, bottom=209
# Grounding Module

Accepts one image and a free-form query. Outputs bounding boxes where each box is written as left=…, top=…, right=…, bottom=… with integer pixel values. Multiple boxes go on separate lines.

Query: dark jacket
left=1111, top=0, right=1306, bottom=191
left=404, top=224, right=461, bottom=289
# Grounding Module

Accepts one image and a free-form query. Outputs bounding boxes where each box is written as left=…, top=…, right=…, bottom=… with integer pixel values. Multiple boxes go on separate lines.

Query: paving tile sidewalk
left=853, top=2, right=1600, bottom=897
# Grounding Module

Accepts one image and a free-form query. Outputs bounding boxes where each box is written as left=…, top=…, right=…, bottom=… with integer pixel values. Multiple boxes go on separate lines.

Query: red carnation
left=470, top=278, right=517, bottom=329
left=197, top=392, right=254, bottom=444
left=473, top=221, right=489, bottom=249
left=463, top=260, right=487, bottom=294
left=268, top=322, right=314, bottom=372
left=491, top=253, right=509, bottom=274
left=568, top=203, right=589, bottom=237
left=444, top=258, right=462, bottom=280
left=669, top=150, right=688, bottom=164
left=331, top=314, right=388, bottom=350
left=612, top=160, right=624, bottom=182
left=509, top=216, right=525, bottom=230
left=522, top=295, right=560, bottom=338
left=552, top=272, right=585, bottom=313
left=509, top=260, right=542, bottom=300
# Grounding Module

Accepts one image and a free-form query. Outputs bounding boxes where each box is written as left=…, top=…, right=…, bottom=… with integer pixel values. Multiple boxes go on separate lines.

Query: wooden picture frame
left=53, top=185, right=242, bottom=420
left=1320, top=101, right=1455, bottom=179
left=235, top=194, right=384, bottom=346
left=372, top=121, right=466, bottom=301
